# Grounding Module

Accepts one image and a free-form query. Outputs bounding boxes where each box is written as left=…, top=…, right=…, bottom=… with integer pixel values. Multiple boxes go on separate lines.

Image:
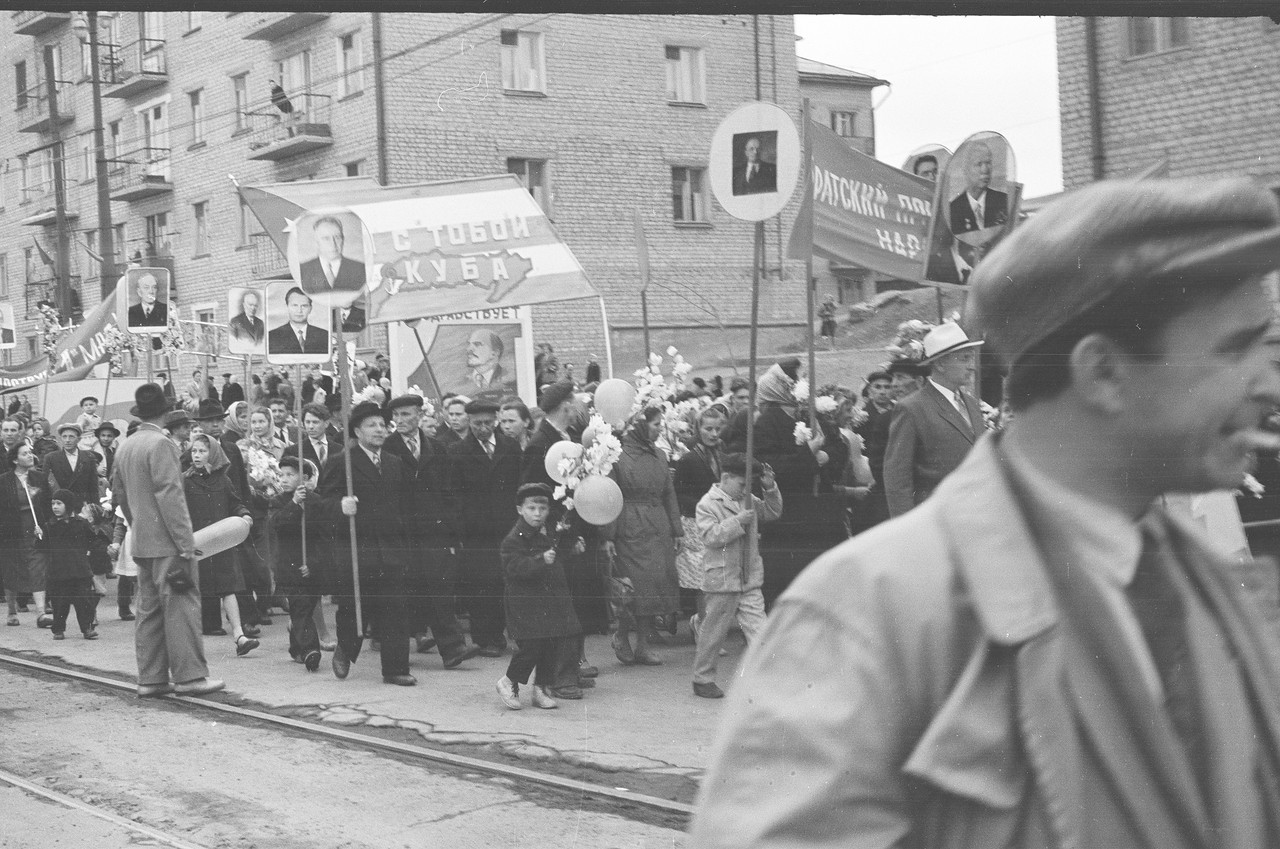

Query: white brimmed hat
left=921, top=321, right=984, bottom=363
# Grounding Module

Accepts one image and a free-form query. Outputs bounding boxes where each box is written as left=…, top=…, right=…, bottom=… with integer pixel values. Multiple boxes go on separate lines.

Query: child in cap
left=495, top=482, right=581, bottom=710
left=271, top=454, right=325, bottom=671
left=44, top=489, right=104, bottom=640
left=692, top=452, right=782, bottom=698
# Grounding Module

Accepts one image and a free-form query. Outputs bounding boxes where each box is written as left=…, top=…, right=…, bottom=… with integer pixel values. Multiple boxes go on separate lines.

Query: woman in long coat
left=601, top=407, right=682, bottom=666
left=0, top=443, right=53, bottom=626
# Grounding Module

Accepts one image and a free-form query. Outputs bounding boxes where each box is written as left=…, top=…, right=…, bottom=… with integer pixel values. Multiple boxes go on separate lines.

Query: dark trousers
left=506, top=636, right=563, bottom=687
left=118, top=575, right=136, bottom=615
left=334, top=579, right=409, bottom=677
left=201, top=595, right=223, bottom=632
left=406, top=553, right=466, bottom=654
left=459, top=546, right=505, bottom=648
left=48, top=577, right=95, bottom=635
left=287, top=591, right=320, bottom=658
left=553, top=633, right=586, bottom=690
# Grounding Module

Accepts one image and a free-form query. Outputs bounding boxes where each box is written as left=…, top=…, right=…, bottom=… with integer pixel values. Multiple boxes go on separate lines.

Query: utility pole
left=86, top=12, right=116, bottom=298
left=42, top=45, right=72, bottom=320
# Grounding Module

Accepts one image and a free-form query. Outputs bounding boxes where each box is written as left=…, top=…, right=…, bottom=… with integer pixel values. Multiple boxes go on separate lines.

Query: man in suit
left=228, top=290, right=265, bottom=348
left=0, top=416, right=23, bottom=475
left=298, top=402, right=341, bottom=482
left=692, top=177, right=1280, bottom=848
left=93, top=421, right=120, bottom=480
left=436, top=395, right=471, bottom=446
left=220, top=374, right=245, bottom=409
left=883, top=322, right=984, bottom=517
left=157, top=372, right=177, bottom=406
left=298, top=216, right=366, bottom=297
left=112, top=384, right=222, bottom=697
left=854, top=369, right=896, bottom=528
left=383, top=393, right=482, bottom=669
left=267, top=287, right=330, bottom=356
left=44, top=423, right=101, bottom=511
left=731, top=135, right=777, bottom=196
left=444, top=398, right=522, bottom=656
left=126, top=272, right=168, bottom=328
left=316, top=401, right=417, bottom=686
left=465, top=329, right=517, bottom=397
left=949, top=141, right=1008, bottom=235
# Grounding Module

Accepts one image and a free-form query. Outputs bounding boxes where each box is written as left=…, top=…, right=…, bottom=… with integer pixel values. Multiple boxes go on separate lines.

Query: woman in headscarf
left=28, top=417, right=58, bottom=459
left=601, top=406, right=683, bottom=666
left=242, top=406, right=286, bottom=461
left=0, top=443, right=53, bottom=627
left=183, top=434, right=258, bottom=655
left=228, top=401, right=276, bottom=633
left=673, top=404, right=728, bottom=634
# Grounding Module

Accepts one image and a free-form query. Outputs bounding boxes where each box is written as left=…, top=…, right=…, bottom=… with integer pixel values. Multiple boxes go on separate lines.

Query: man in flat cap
left=444, top=397, right=522, bottom=656
left=691, top=177, right=1280, bottom=848
left=44, top=422, right=100, bottom=510
left=883, top=321, right=985, bottom=517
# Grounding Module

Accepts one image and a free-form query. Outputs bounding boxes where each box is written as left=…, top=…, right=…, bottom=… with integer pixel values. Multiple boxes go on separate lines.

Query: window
left=671, top=166, right=708, bottom=223
left=141, top=11, right=164, bottom=44
left=500, top=30, right=545, bottom=93
left=107, top=120, right=121, bottom=161
left=344, top=160, right=363, bottom=177
left=193, top=202, right=208, bottom=256
left=185, top=11, right=203, bottom=32
left=0, top=254, right=8, bottom=299
left=78, top=134, right=94, bottom=183
left=23, top=247, right=35, bottom=283
left=188, top=88, right=204, bottom=143
left=665, top=46, right=705, bottom=104
left=337, top=32, right=363, bottom=97
left=27, top=336, right=39, bottom=362
left=232, top=73, right=248, bottom=131
left=278, top=51, right=312, bottom=115
left=830, top=111, right=857, bottom=138
left=84, top=230, right=97, bottom=268
left=507, top=158, right=549, bottom=213
left=238, top=196, right=252, bottom=246
left=15, top=60, right=28, bottom=110
left=145, top=212, right=170, bottom=256
left=114, top=222, right=127, bottom=266
left=1127, top=18, right=1190, bottom=56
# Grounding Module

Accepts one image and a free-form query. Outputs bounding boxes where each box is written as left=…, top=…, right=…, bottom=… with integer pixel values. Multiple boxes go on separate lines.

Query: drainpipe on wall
left=372, top=13, right=389, bottom=186
left=1084, top=16, right=1106, bottom=182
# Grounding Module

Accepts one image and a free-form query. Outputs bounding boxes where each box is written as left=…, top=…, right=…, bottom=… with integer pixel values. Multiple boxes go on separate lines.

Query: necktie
left=483, top=440, right=493, bottom=458
left=324, top=261, right=335, bottom=286
left=315, top=440, right=326, bottom=465
left=371, top=451, right=381, bottom=471
left=954, top=388, right=972, bottom=431
left=474, top=372, right=485, bottom=388
left=1127, top=523, right=1206, bottom=794
left=748, top=164, right=756, bottom=182
left=297, top=329, right=306, bottom=349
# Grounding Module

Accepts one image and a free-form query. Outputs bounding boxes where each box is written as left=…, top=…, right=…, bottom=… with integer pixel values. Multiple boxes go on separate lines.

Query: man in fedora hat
left=163, top=409, right=192, bottom=451
left=45, top=422, right=101, bottom=511
left=93, top=421, right=120, bottom=479
left=315, top=400, right=417, bottom=686
left=692, top=177, right=1280, bottom=848
left=882, top=321, right=985, bottom=517
left=111, top=383, right=222, bottom=697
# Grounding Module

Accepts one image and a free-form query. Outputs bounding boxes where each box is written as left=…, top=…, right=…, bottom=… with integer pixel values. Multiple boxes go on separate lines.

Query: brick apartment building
left=0, top=12, right=807, bottom=379
left=1057, top=16, right=1280, bottom=191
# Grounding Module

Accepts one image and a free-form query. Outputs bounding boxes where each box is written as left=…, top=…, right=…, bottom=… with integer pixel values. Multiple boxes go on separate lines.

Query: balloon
left=581, top=422, right=602, bottom=449
left=594, top=378, right=637, bottom=427
left=544, top=440, right=583, bottom=484
left=574, top=475, right=624, bottom=525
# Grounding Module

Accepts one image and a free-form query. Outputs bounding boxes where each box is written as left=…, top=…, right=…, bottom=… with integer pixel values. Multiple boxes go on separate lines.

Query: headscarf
left=625, top=408, right=661, bottom=455
left=223, top=401, right=248, bottom=439
left=186, top=433, right=230, bottom=475
left=756, top=363, right=798, bottom=411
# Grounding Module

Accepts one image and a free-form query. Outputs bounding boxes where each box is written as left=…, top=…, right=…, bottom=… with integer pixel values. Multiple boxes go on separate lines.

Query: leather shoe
left=383, top=674, right=417, bottom=686
left=332, top=645, right=351, bottom=679
left=137, top=682, right=173, bottom=697
left=174, top=678, right=225, bottom=696
left=578, top=663, right=599, bottom=678
left=36, top=613, right=53, bottom=629
left=304, top=650, right=322, bottom=672
left=119, top=611, right=135, bottom=621
left=477, top=645, right=504, bottom=658
left=612, top=633, right=635, bottom=665
left=442, top=644, right=482, bottom=669
left=576, top=676, right=596, bottom=689
left=693, top=681, right=725, bottom=699
left=549, top=685, right=583, bottom=700
left=241, top=625, right=261, bottom=638
left=414, top=636, right=437, bottom=653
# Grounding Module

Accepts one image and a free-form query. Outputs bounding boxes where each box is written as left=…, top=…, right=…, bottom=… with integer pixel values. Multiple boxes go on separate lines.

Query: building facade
left=1057, top=15, right=1280, bottom=190
left=1, top=12, right=804, bottom=381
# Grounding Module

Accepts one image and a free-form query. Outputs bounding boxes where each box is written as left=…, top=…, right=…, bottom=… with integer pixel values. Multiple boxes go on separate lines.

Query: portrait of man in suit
left=465, top=329, right=517, bottom=397
left=731, top=132, right=778, bottom=196
left=126, top=270, right=170, bottom=331
left=267, top=286, right=330, bottom=358
left=948, top=141, right=1009, bottom=236
left=0, top=304, right=15, bottom=347
left=227, top=288, right=266, bottom=354
left=297, top=214, right=367, bottom=301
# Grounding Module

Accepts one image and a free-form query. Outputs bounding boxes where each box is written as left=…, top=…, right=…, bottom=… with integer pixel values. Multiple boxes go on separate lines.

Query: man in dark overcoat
left=44, top=423, right=101, bottom=510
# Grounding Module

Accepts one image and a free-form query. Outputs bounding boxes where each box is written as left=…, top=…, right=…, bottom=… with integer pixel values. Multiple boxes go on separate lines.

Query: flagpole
left=407, top=322, right=441, bottom=399
left=744, top=221, right=763, bottom=573
left=634, top=211, right=652, bottom=367
left=334, top=309, right=361, bottom=638
left=598, top=297, right=614, bottom=380
left=296, top=363, right=307, bottom=577
left=801, top=98, right=817, bottom=431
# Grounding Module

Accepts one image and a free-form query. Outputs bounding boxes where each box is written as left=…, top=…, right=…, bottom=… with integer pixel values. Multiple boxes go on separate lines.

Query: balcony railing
left=249, top=232, right=291, bottom=278
left=241, top=12, right=329, bottom=41
left=16, top=80, right=74, bottom=133
left=246, top=92, right=333, bottom=161
left=12, top=10, right=71, bottom=36
left=102, top=38, right=167, bottom=98
left=26, top=275, right=81, bottom=319
left=107, top=148, right=173, bottom=202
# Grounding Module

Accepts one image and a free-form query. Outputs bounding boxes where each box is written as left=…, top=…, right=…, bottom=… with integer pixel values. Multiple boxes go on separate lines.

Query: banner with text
left=0, top=286, right=120, bottom=392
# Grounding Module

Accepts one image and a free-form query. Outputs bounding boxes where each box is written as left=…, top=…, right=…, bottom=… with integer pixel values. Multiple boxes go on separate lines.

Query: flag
left=633, top=210, right=650, bottom=293
left=34, top=238, right=56, bottom=271
left=77, top=235, right=104, bottom=265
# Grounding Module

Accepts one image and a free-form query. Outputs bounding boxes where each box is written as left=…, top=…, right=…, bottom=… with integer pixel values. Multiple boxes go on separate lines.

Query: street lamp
left=72, top=11, right=116, bottom=299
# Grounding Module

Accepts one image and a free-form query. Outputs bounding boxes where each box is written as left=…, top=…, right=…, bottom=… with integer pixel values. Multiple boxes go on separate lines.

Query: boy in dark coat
left=495, top=483, right=581, bottom=711
left=271, top=455, right=324, bottom=671
left=44, top=489, right=102, bottom=640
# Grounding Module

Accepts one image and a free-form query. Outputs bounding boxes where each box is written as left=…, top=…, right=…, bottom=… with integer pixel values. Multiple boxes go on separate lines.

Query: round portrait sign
left=709, top=101, right=801, bottom=222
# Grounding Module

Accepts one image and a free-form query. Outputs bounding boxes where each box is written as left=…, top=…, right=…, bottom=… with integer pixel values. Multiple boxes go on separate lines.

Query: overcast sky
left=794, top=15, right=1063, bottom=198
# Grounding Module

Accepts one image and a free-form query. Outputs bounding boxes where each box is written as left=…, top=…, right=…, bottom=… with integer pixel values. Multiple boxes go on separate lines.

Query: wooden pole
left=802, top=97, right=817, bottom=430
left=640, top=288, right=652, bottom=367
left=334, top=309, right=361, bottom=636
left=407, top=322, right=441, bottom=399
left=935, top=286, right=945, bottom=324
left=743, top=221, right=764, bottom=574
left=296, top=364, right=307, bottom=574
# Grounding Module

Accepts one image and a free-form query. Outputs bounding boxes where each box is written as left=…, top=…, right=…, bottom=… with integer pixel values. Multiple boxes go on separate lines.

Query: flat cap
left=56, top=422, right=82, bottom=436
left=967, top=177, right=1280, bottom=370
left=386, top=393, right=424, bottom=413
left=515, top=482, right=554, bottom=503
left=464, top=398, right=500, bottom=415
left=349, top=401, right=388, bottom=436
left=163, top=410, right=190, bottom=429
left=538, top=381, right=576, bottom=413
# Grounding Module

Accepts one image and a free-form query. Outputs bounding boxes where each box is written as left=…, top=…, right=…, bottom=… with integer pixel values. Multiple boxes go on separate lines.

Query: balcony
left=12, top=10, right=71, bottom=36
left=242, top=12, right=329, bottom=41
left=249, top=232, right=291, bottom=278
left=102, top=38, right=167, bottom=99
left=25, top=275, right=81, bottom=320
left=107, top=148, right=174, bottom=202
left=18, top=184, right=79, bottom=227
left=246, top=93, right=333, bottom=161
left=16, top=81, right=74, bottom=134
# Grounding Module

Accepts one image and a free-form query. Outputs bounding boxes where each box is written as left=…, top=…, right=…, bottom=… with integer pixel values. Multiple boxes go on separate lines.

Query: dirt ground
left=0, top=665, right=685, bottom=849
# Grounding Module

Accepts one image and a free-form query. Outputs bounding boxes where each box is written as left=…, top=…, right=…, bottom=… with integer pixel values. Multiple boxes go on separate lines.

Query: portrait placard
left=119, top=267, right=172, bottom=334
left=264, top=281, right=332, bottom=365
left=287, top=209, right=376, bottom=312
left=389, top=307, right=535, bottom=406
left=227, top=286, right=267, bottom=356
left=709, top=102, right=801, bottom=222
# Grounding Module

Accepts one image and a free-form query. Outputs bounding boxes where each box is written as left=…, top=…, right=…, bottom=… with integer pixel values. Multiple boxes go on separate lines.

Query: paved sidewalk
left=2, top=584, right=747, bottom=785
